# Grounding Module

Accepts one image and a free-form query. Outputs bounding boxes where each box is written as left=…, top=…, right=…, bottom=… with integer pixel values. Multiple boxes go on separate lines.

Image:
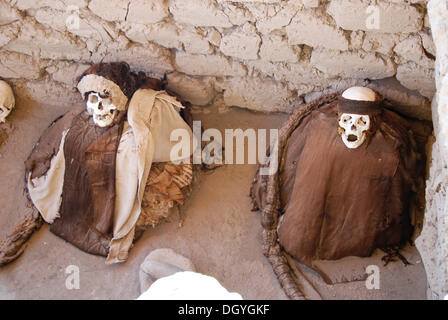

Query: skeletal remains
left=0, top=80, right=15, bottom=123
left=0, top=62, right=195, bottom=266
left=251, top=86, right=426, bottom=299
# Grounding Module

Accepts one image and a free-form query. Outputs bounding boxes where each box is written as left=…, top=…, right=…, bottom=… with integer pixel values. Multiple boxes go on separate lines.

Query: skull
left=86, top=92, right=118, bottom=127
left=0, top=80, right=15, bottom=124
left=338, top=113, right=370, bottom=149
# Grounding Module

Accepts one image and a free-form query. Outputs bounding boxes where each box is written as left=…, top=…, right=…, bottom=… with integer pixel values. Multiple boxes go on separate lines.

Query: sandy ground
left=0, top=94, right=428, bottom=300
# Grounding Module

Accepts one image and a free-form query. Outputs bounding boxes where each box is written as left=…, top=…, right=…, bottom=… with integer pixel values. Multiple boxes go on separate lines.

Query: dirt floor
left=0, top=94, right=428, bottom=300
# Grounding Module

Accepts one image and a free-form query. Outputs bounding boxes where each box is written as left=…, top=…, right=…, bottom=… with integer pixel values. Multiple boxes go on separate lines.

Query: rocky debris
left=0, top=51, right=42, bottom=80
left=175, top=52, right=247, bottom=77
left=169, top=0, right=232, bottom=28
left=139, top=248, right=196, bottom=293
left=396, top=62, right=435, bottom=99
left=46, top=61, right=90, bottom=87
left=327, top=0, right=423, bottom=33
left=311, top=49, right=396, bottom=80
left=217, top=76, right=302, bottom=113
left=260, top=34, right=300, bottom=62
left=394, top=35, right=435, bottom=69
left=220, top=23, right=261, bottom=60
left=286, top=9, right=349, bottom=51
left=167, top=73, right=216, bottom=106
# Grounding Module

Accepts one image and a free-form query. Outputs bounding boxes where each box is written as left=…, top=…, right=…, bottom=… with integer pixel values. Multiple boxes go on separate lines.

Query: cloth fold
left=27, top=89, right=193, bottom=264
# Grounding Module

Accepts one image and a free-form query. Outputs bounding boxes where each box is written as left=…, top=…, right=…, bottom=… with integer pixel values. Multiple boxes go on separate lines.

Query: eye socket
left=358, top=116, right=369, bottom=125
left=88, top=94, right=99, bottom=104
left=341, top=115, right=351, bottom=123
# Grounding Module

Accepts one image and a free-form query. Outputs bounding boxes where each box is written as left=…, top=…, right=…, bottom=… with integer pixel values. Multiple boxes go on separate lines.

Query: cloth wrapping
left=27, top=89, right=192, bottom=263
left=251, top=101, right=418, bottom=271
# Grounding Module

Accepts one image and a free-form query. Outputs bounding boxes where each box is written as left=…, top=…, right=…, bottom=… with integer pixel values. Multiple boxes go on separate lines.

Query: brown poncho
left=252, top=98, right=418, bottom=271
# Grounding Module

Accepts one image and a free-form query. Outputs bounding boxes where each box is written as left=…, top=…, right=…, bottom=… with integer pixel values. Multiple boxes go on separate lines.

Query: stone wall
left=415, top=0, right=448, bottom=300
left=0, top=0, right=435, bottom=119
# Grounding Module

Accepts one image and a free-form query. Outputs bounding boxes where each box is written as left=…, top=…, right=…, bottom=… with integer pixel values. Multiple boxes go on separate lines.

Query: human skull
left=0, top=80, right=15, bottom=123
left=338, top=113, right=370, bottom=149
left=86, top=92, right=118, bottom=127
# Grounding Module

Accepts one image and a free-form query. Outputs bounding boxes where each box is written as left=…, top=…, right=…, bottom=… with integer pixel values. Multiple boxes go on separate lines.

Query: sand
left=0, top=95, right=428, bottom=299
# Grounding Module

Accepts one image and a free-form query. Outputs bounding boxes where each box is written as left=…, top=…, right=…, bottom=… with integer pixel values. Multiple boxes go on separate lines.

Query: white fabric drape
left=28, top=89, right=193, bottom=264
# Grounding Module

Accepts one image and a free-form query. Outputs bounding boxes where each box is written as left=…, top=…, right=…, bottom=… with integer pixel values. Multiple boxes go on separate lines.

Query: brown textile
left=276, top=103, right=415, bottom=268
left=337, top=96, right=382, bottom=114
left=25, top=105, right=84, bottom=179
left=251, top=96, right=418, bottom=276
left=50, top=112, right=123, bottom=256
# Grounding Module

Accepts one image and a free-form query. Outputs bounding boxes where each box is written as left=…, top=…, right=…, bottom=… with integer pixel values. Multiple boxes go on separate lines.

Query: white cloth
left=106, top=89, right=192, bottom=264
left=28, top=89, right=193, bottom=264
left=137, top=271, right=243, bottom=300
left=27, top=129, right=69, bottom=224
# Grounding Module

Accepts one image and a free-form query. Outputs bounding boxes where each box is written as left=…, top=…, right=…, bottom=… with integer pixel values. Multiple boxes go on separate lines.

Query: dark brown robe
left=253, top=102, right=417, bottom=270
left=26, top=108, right=123, bottom=256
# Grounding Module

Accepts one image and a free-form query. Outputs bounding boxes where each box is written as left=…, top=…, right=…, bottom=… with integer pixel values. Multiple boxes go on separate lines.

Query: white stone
left=220, top=23, right=261, bottom=60
left=0, top=23, right=19, bottom=48
left=362, top=32, right=403, bottom=56
left=70, top=16, right=118, bottom=42
left=34, top=8, right=67, bottom=32
left=394, top=35, right=434, bottom=69
left=260, top=34, right=300, bottom=63
left=302, top=0, right=319, bottom=8
left=0, top=51, right=42, bottom=79
left=139, top=248, right=196, bottom=293
left=181, top=27, right=213, bottom=55
left=0, top=1, right=20, bottom=26
left=247, top=60, right=326, bottom=92
left=219, top=77, right=301, bottom=113
left=217, top=0, right=280, bottom=2
left=88, top=0, right=128, bottom=22
left=46, top=61, right=90, bottom=87
left=138, top=271, right=243, bottom=300
left=420, top=31, right=436, bottom=57
left=93, top=38, right=173, bottom=77
left=127, top=0, right=169, bottom=24
left=206, top=28, right=222, bottom=47
left=175, top=52, right=247, bottom=77
left=222, top=3, right=255, bottom=26
left=286, top=10, right=349, bottom=51
left=13, top=0, right=88, bottom=11
left=396, top=62, right=435, bottom=99
left=4, top=18, right=90, bottom=61
left=170, top=0, right=232, bottom=28
left=123, top=22, right=183, bottom=49
left=350, top=31, right=364, bottom=50
left=310, top=49, right=396, bottom=80
left=255, top=2, right=300, bottom=34
left=10, top=77, right=81, bottom=105
left=327, top=0, right=423, bottom=33
left=167, top=73, right=216, bottom=106
left=416, top=139, right=448, bottom=300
